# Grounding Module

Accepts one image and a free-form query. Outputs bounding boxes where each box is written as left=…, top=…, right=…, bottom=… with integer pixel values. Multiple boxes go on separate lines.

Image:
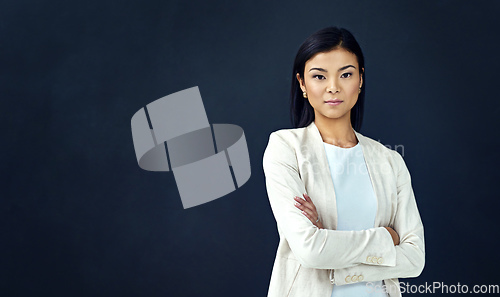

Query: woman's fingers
left=300, top=208, right=314, bottom=221
left=294, top=196, right=307, bottom=206
left=294, top=197, right=312, bottom=215
left=294, top=195, right=318, bottom=223
left=294, top=194, right=314, bottom=209
left=302, top=193, right=316, bottom=211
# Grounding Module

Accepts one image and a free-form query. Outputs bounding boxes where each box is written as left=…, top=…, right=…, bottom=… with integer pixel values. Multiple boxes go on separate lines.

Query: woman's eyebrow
left=338, top=65, right=356, bottom=71
left=309, top=67, right=328, bottom=72
left=308, top=65, right=356, bottom=72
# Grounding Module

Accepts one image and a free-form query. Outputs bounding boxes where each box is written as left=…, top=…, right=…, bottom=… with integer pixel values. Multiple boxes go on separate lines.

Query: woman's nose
left=326, top=79, right=340, bottom=93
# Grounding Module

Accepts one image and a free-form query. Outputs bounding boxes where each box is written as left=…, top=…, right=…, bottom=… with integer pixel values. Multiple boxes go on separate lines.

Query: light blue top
left=323, top=141, right=389, bottom=297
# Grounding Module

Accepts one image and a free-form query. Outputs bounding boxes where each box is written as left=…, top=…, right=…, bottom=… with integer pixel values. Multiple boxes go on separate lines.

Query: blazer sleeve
left=331, top=149, right=425, bottom=285
left=263, top=132, right=397, bottom=270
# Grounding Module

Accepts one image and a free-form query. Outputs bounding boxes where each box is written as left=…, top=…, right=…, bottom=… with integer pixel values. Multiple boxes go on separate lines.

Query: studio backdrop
left=2, top=0, right=499, bottom=296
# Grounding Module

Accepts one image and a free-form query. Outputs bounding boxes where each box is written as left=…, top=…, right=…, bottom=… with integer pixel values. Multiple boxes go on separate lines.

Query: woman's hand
left=384, top=227, right=400, bottom=246
left=294, top=193, right=324, bottom=229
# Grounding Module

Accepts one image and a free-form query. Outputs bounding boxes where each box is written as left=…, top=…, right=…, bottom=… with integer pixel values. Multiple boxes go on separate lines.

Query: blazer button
left=351, top=275, right=358, bottom=282
left=358, top=275, right=364, bottom=281
left=371, top=257, right=378, bottom=263
left=366, top=256, right=372, bottom=262
left=377, top=257, right=384, bottom=264
left=345, top=275, right=352, bottom=283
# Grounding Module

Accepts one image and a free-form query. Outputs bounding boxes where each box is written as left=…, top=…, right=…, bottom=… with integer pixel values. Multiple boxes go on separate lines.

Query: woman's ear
left=296, top=73, right=305, bottom=92
left=359, top=67, right=364, bottom=89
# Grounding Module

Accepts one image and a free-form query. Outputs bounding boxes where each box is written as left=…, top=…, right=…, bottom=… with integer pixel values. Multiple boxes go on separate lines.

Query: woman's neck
left=314, top=114, right=358, bottom=147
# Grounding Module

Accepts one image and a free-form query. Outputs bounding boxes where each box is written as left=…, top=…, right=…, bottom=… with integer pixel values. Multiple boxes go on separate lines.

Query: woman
left=262, top=27, right=425, bottom=297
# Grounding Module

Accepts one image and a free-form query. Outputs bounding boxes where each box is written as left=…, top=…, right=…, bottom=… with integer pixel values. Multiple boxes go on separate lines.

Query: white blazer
left=262, top=121, right=425, bottom=297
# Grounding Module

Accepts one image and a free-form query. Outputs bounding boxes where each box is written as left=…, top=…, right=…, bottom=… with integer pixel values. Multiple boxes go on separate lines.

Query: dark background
left=2, top=0, right=499, bottom=296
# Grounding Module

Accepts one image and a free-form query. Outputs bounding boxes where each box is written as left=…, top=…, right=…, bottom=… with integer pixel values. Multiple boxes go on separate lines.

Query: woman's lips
left=325, top=100, right=343, bottom=106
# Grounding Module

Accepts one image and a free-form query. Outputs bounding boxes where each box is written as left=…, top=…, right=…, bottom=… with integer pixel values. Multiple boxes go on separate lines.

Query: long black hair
left=290, top=27, right=365, bottom=131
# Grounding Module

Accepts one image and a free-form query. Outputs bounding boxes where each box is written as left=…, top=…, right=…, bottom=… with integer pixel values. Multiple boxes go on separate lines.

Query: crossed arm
left=294, top=193, right=400, bottom=246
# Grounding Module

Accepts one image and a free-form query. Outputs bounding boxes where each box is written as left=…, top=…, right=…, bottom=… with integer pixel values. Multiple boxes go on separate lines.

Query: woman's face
left=297, top=47, right=363, bottom=123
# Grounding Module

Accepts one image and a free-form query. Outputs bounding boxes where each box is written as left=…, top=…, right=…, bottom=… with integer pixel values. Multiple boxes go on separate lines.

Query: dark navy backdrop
left=2, top=0, right=499, bottom=296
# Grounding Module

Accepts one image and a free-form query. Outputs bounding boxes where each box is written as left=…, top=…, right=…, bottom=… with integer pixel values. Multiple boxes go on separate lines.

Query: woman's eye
left=341, top=72, right=352, bottom=78
left=313, top=74, right=325, bottom=80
